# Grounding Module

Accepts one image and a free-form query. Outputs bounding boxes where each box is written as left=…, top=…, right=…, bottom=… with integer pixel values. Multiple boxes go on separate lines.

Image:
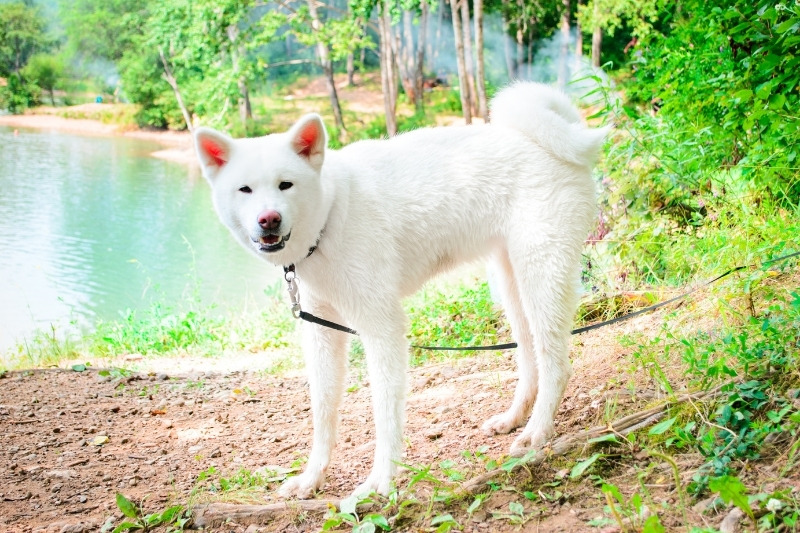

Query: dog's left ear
left=288, top=114, right=327, bottom=171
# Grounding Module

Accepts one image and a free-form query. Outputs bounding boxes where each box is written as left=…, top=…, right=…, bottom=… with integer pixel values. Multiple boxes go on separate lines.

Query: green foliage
left=590, top=0, right=800, bottom=288
left=0, top=72, right=39, bottom=113
left=112, top=492, right=188, bottom=532
left=405, top=280, right=506, bottom=365
left=0, top=2, right=48, bottom=75
left=634, top=291, right=800, bottom=494
left=21, top=53, right=65, bottom=105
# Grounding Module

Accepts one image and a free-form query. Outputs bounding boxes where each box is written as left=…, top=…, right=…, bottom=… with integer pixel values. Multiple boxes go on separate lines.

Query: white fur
left=194, top=82, right=606, bottom=498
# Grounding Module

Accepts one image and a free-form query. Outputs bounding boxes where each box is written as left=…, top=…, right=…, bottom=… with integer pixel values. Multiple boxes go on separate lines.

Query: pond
left=0, top=126, right=280, bottom=353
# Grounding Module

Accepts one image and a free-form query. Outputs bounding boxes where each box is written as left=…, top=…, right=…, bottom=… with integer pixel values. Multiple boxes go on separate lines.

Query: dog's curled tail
left=490, top=82, right=610, bottom=167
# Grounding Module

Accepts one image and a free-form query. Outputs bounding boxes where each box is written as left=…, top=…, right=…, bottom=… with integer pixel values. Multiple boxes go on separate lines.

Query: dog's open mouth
left=253, top=231, right=291, bottom=253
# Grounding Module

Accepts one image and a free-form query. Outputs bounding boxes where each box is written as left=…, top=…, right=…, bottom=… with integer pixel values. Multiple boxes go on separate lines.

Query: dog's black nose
left=258, top=210, right=281, bottom=230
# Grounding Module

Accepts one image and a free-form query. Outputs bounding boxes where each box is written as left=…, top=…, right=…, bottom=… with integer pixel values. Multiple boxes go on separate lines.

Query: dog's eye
left=279, top=181, right=294, bottom=191
left=239, top=186, right=252, bottom=193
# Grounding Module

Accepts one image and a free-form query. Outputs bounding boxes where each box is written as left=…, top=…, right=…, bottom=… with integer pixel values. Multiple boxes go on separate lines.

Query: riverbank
left=0, top=103, right=196, bottom=164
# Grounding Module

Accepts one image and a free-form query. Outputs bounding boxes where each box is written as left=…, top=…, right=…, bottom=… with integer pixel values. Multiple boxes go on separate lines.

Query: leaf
left=111, top=522, right=142, bottom=533
left=353, top=522, right=376, bottom=533
left=115, top=493, right=139, bottom=519
left=90, top=435, right=110, bottom=446
left=339, top=494, right=359, bottom=516
left=570, top=453, right=603, bottom=479
left=362, top=513, right=390, bottom=530
left=159, top=505, right=183, bottom=523
left=601, top=483, right=624, bottom=505
left=709, top=475, right=754, bottom=519
left=431, top=513, right=457, bottom=525
left=649, top=416, right=678, bottom=435
left=642, top=514, right=666, bottom=533
left=509, top=501, right=525, bottom=515
left=72, top=364, right=87, bottom=372
left=467, top=497, right=483, bottom=515
left=587, top=433, right=619, bottom=444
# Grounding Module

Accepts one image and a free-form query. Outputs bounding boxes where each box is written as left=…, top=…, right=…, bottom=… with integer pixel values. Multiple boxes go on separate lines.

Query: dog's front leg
left=351, top=308, right=408, bottom=497
left=278, top=300, right=349, bottom=499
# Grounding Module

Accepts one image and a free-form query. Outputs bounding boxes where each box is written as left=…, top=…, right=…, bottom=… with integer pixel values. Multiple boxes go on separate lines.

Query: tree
left=59, top=0, right=147, bottom=63
left=473, top=0, right=487, bottom=120
left=21, top=53, right=64, bottom=105
left=0, top=2, right=47, bottom=75
left=576, top=0, right=661, bottom=67
left=450, top=0, right=472, bottom=123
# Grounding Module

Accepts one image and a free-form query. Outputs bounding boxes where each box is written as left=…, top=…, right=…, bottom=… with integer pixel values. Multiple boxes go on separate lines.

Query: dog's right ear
left=194, top=127, right=234, bottom=181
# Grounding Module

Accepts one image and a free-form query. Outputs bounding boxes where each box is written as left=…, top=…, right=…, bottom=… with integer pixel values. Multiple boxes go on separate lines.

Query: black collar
left=283, top=231, right=322, bottom=275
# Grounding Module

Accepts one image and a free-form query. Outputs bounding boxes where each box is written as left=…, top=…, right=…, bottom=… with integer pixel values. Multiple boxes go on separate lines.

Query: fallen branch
left=191, top=386, right=725, bottom=527
left=460, top=386, right=724, bottom=495
left=192, top=500, right=340, bottom=528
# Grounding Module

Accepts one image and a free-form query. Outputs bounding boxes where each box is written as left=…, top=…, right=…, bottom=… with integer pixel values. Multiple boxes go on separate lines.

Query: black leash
left=284, top=249, right=799, bottom=351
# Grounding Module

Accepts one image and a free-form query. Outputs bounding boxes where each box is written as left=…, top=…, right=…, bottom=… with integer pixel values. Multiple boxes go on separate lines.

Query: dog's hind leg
left=506, top=235, right=582, bottom=456
left=279, top=299, right=349, bottom=499
left=482, top=248, right=539, bottom=436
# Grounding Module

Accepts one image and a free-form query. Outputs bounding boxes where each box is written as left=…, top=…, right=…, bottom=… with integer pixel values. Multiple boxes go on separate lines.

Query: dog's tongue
left=261, top=235, right=280, bottom=245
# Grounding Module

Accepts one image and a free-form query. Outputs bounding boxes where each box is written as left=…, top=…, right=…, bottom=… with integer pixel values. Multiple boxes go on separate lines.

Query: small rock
left=128, top=478, right=138, bottom=487
left=425, top=425, right=445, bottom=440
left=78, top=495, right=88, bottom=503
left=60, top=522, right=95, bottom=533
left=209, top=448, right=222, bottom=458
left=719, top=507, right=745, bottom=533
left=440, top=366, right=457, bottom=379
left=157, top=373, right=169, bottom=381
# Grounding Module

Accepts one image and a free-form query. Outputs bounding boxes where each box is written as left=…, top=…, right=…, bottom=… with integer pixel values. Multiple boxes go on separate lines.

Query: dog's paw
left=278, top=471, right=325, bottom=499
left=509, top=428, right=551, bottom=457
left=482, top=411, right=525, bottom=436
left=351, top=471, right=393, bottom=498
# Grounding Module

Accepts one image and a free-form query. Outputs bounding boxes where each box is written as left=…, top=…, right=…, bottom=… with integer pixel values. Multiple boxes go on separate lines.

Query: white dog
left=194, top=82, right=607, bottom=498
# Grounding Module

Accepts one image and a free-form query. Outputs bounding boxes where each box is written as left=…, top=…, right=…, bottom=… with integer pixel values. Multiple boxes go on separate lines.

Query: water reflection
left=0, top=127, right=279, bottom=352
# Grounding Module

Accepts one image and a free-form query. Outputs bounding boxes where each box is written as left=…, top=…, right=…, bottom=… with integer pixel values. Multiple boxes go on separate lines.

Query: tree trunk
left=449, top=0, right=472, bottom=124
left=379, top=2, right=398, bottom=136
left=502, top=7, right=515, bottom=80
left=306, top=0, right=345, bottom=131
left=227, top=27, right=252, bottom=129
left=430, top=0, right=444, bottom=69
left=414, top=2, right=428, bottom=113
left=473, top=0, right=487, bottom=121
left=591, top=1, right=602, bottom=68
left=460, top=0, right=477, bottom=116
left=158, top=49, right=193, bottom=132
left=346, top=53, right=355, bottom=86
left=557, top=0, right=571, bottom=90
left=396, top=12, right=417, bottom=109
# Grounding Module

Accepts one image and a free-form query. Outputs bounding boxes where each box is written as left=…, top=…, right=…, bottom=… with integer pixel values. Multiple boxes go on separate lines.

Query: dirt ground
left=0, top=300, right=714, bottom=533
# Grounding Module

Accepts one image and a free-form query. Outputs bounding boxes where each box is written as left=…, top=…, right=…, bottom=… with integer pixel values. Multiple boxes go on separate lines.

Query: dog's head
left=194, top=114, right=328, bottom=265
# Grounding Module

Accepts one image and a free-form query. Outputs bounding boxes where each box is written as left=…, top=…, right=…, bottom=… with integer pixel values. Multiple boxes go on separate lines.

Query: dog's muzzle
left=252, top=231, right=291, bottom=253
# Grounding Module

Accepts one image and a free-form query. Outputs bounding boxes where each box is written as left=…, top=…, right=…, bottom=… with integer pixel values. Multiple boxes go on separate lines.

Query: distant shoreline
left=0, top=108, right=197, bottom=165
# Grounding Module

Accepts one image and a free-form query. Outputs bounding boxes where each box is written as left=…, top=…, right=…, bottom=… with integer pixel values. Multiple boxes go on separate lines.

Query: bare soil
left=1, top=298, right=733, bottom=533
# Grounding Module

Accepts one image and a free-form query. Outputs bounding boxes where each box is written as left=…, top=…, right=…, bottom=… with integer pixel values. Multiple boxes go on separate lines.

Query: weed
left=491, top=501, right=533, bottom=527
left=112, top=493, right=187, bottom=532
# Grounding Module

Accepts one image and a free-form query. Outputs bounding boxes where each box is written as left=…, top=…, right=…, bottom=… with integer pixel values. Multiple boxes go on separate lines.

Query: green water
left=0, top=126, right=280, bottom=352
